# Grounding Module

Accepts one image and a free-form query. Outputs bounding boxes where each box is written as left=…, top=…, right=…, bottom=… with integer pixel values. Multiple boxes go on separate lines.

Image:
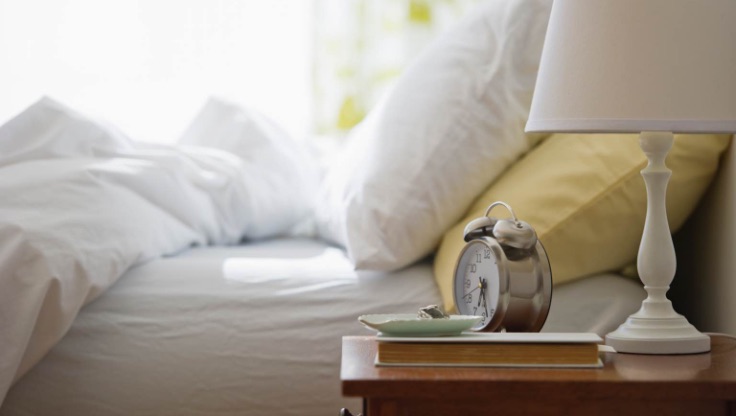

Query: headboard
left=672, top=136, right=736, bottom=335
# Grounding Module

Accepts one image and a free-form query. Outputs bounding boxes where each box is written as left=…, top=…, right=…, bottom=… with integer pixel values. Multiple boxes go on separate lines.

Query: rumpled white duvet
left=0, top=97, right=316, bottom=404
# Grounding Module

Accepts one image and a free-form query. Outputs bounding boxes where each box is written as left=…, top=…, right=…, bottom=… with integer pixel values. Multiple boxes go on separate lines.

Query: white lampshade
left=526, top=0, right=736, bottom=134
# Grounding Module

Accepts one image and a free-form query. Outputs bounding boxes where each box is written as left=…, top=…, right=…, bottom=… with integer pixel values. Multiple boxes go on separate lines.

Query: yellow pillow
left=434, top=133, right=731, bottom=312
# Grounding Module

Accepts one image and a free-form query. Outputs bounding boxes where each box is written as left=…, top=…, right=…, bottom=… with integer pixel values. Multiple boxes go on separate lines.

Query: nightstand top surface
left=341, top=335, right=736, bottom=400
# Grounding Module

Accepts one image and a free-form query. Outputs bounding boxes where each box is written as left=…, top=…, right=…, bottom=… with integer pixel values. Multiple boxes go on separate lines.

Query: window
left=0, top=0, right=312, bottom=143
left=0, top=0, right=480, bottom=143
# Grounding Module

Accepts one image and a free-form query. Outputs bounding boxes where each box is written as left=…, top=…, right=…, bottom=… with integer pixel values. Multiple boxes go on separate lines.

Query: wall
left=672, top=137, right=736, bottom=335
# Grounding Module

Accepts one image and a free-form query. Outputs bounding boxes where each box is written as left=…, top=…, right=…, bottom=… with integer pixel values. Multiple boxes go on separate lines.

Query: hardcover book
left=375, top=332, right=603, bottom=368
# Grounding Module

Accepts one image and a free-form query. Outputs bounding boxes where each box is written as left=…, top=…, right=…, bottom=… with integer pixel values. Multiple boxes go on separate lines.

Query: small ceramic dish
left=358, top=314, right=481, bottom=337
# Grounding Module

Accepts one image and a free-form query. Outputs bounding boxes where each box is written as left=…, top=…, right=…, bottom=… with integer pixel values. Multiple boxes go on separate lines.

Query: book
left=375, top=332, right=604, bottom=368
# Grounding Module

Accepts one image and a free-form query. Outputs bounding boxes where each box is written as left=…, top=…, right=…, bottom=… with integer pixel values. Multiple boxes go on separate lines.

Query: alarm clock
left=452, top=201, right=552, bottom=332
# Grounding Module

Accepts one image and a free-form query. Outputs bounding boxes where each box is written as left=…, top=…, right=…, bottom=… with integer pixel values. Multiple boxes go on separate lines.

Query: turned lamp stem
left=605, top=132, right=710, bottom=354
left=638, top=131, right=678, bottom=317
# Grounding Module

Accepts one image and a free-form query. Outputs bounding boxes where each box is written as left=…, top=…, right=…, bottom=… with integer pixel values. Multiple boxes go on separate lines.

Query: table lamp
left=526, top=0, right=736, bottom=354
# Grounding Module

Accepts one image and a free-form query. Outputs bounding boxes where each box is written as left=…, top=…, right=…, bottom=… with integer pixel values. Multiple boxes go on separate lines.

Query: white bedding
left=1, top=239, right=440, bottom=415
left=0, top=98, right=315, bottom=404
left=0, top=238, right=645, bottom=416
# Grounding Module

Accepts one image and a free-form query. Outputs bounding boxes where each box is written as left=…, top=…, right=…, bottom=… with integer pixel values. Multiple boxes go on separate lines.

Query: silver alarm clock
left=453, top=201, right=552, bottom=332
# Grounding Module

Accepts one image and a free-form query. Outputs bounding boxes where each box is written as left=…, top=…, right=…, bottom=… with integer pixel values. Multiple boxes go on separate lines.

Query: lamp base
left=606, top=312, right=711, bottom=354
left=605, top=131, right=710, bottom=355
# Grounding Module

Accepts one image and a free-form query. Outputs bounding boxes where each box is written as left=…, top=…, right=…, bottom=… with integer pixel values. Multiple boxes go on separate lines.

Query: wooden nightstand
left=341, top=335, right=736, bottom=416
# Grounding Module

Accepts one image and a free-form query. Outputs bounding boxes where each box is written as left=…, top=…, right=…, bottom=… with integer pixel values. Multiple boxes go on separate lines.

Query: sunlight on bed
left=222, top=247, right=358, bottom=294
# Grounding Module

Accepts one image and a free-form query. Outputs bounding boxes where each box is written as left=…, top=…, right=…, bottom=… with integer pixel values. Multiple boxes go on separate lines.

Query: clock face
left=454, top=240, right=500, bottom=331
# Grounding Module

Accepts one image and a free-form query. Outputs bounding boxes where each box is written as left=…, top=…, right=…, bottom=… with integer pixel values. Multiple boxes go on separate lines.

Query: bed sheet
left=0, top=238, right=644, bottom=416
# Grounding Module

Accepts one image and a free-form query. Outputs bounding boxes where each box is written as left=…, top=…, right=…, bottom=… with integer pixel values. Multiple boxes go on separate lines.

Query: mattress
left=0, top=238, right=645, bottom=416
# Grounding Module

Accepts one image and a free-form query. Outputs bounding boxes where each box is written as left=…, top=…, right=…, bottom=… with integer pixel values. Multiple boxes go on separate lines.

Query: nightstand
left=341, top=335, right=736, bottom=416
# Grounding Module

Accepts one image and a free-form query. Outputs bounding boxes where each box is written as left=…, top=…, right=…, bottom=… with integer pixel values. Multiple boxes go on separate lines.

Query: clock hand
left=463, top=287, right=479, bottom=298
left=477, top=278, right=485, bottom=308
left=463, top=286, right=481, bottom=299
left=479, top=278, right=489, bottom=308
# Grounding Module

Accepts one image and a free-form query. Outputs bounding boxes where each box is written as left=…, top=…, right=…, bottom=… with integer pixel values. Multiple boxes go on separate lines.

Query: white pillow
left=179, top=98, right=319, bottom=239
left=316, top=0, right=553, bottom=271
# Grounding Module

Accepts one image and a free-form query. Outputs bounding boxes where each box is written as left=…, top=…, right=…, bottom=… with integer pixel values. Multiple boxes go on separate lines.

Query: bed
left=0, top=96, right=651, bottom=416
left=0, top=0, right=732, bottom=414
left=0, top=238, right=644, bottom=416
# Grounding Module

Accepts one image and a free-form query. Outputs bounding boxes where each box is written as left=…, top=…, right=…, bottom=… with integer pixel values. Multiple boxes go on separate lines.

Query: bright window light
left=0, top=0, right=313, bottom=143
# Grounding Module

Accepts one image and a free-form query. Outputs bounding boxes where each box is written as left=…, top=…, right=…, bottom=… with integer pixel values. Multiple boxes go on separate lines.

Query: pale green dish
left=358, top=314, right=481, bottom=337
